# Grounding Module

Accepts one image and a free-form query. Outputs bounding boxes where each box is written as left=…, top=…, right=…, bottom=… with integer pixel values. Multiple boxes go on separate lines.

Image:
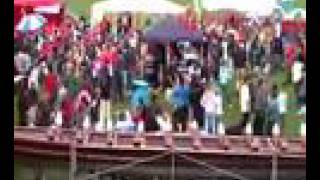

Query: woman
left=200, top=84, right=217, bottom=135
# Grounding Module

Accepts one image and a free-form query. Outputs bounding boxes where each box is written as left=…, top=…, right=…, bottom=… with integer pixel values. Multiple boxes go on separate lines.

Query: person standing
left=265, top=85, right=281, bottom=135
left=297, top=71, right=306, bottom=108
left=240, top=77, right=251, bottom=126
left=200, top=84, right=217, bottom=135
left=253, top=79, right=268, bottom=135
left=171, top=77, right=190, bottom=132
left=278, top=85, right=288, bottom=134
left=214, top=86, right=223, bottom=131
left=292, top=56, right=304, bottom=95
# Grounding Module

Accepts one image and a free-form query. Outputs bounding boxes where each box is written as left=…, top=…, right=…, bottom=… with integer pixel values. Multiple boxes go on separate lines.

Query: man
left=292, top=56, right=304, bottom=95
left=14, top=50, right=32, bottom=75
left=297, top=71, right=306, bottom=108
left=43, top=66, right=58, bottom=106
left=253, top=79, right=268, bottom=135
left=265, top=85, right=280, bottom=135
left=171, top=77, right=190, bottom=132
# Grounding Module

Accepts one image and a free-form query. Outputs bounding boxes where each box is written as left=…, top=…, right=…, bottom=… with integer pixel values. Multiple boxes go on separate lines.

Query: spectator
left=265, top=85, right=280, bottom=135
left=253, top=79, right=268, bottom=135
left=297, top=71, right=306, bottom=108
left=171, top=77, right=190, bottom=132
left=292, top=56, right=304, bottom=94
left=214, top=86, right=223, bottom=131
left=240, top=77, right=251, bottom=125
left=200, top=84, right=217, bottom=134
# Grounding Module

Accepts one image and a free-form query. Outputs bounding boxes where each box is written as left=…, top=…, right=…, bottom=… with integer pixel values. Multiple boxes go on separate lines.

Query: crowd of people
left=14, top=12, right=306, bottom=136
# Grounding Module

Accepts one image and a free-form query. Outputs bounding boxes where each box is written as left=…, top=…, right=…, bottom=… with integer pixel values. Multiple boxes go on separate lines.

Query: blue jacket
left=170, top=85, right=190, bottom=108
left=131, top=86, right=150, bottom=107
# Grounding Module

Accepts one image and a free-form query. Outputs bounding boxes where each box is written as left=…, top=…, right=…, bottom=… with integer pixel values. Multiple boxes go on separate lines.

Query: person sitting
left=155, top=110, right=172, bottom=132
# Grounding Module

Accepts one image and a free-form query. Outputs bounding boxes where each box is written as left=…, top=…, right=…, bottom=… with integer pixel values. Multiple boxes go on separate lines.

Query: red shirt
left=61, top=96, right=74, bottom=122
left=44, top=73, right=58, bottom=99
left=285, top=45, right=296, bottom=69
left=100, top=51, right=119, bottom=65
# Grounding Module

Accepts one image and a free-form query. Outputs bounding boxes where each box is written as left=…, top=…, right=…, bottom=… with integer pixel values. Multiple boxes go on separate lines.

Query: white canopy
left=91, top=0, right=186, bottom=26
left=34, top=4, right=60, bottom=14
left=281, top=8, right=306, bottom=20
left=202, top=0, right=277, bottom=16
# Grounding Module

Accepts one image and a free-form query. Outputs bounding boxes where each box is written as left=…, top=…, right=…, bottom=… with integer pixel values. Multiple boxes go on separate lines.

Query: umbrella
left=132, top=80, right=149, bottom=86
left=16, top=14, right=46, bottom=32
left=144, top=19, right=203, bottom=43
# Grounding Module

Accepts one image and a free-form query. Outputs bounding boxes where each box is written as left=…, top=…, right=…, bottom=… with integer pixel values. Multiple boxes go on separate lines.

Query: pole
left=271, top=147, right=278, bottom=180
left=107, top=65, right=113, bottom=132
left=166, top=43, right=170, bottom=68
left=69, top=135, right=77, bottom=180
left=171, top=151, right=175, bottom=180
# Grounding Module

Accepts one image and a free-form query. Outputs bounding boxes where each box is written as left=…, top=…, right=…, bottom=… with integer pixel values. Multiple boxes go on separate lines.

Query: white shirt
left=292, top=61, right=303, bottom=83
left=156, top=115, right=172, bottom=132
left=201, top=91, right=216, bottom=113
left=116, top=111, right=135, bottom=131
left=222, top=41, right=228, bottom=59
left=278, top=92, right=287, bottom=114
left=73, top=29, right=80, bottom=42
left=37, top=36, right=44, bottom=51
left=215, top=94, right=223, bottom=115
left=92, top=60, right=102, bottom=78
left=165, top=88, right=173, bottom=102
left=240, top=84, right=250, bottom=113
left=28, top=66, right=40, bottom=90
left=129, top=37, right=137, bottom=48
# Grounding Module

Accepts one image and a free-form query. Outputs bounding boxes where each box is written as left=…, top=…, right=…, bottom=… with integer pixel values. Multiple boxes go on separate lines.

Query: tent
left=144, top=19, right=203, bottom=43
left=90, top=0, right=186, bottom=26
left=202, top=0, right=277, bottom=16
left=14, top=0, right=63, bottom=33
left=14, top=0, right=59, bottom=6
left=274, top=1, right=306, bottom=34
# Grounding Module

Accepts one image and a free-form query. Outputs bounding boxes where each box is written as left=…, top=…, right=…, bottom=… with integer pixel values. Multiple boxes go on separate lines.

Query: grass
left=295, top=0, right=306, bottom=9
left=13, top=69, right=302, bottom=137
left=14, top=95, right=20, bottom=126
left=64, top=0, right=306, bottom=20
left=65, top=0, right=100, bottom=19
left=270, top=67, right=301, bottom=136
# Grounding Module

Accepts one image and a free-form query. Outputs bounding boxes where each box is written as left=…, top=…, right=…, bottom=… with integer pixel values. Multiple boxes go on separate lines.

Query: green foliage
left=294, top=0, right=306, bottom=9
left=14, top=94, right=20, bottom=126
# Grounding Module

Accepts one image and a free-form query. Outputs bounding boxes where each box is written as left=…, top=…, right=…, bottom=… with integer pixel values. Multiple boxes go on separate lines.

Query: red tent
left=14, top=0, right=64, bottom=33
left=14, top=0, right=59, bottom=6
left=282, top=20, right=306, bottom=34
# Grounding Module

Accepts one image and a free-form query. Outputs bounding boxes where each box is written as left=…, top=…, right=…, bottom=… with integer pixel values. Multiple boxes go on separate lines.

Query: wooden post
left=106, top=99, right=112, bottom=132
left=132, top=13, right=137, bottom=30
left=112, top=14, right=118, bottom=35
left=200, top=43, right=204, bottom=66
left=69, top=138, right=77, bottom=180
left=166, top=43, right=170, bottom=68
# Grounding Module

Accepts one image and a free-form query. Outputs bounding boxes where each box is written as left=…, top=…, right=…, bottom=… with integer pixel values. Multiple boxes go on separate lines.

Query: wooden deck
left=14, top=126, right=306, bottom=180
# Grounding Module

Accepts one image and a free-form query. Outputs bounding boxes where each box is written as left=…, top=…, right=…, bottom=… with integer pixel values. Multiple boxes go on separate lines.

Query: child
left=156, top=111, right=172, bottom=132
